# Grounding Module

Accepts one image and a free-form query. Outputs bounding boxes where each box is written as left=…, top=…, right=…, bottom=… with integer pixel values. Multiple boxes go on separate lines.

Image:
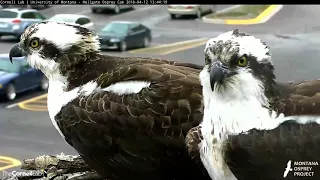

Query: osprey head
left=9, top=21, right=100, bottom=79
left=200, top=29, right=276, bottom=101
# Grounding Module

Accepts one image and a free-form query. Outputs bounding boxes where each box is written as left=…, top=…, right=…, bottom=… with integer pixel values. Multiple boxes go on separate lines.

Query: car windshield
left=0, top=10, right=18, bottom=18
left=0, top=59, right=21, bottom=73
left=49, top=15, right=75, bottom=23
left=101, top=22, right=129, bottom=34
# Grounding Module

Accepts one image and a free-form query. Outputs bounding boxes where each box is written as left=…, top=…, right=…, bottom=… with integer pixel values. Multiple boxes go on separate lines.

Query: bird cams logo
left=283, top=160, right=319, bottom=178
left=2, top=169, right=47, bottom=178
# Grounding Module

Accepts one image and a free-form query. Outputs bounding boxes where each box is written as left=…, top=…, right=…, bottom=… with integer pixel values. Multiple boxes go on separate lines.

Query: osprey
left=186, top=30, right=320, bottom=180
left=8, top=21, right=211, bottom=180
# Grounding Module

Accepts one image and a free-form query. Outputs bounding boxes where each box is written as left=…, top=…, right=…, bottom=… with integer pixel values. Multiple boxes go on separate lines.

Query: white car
left=48, top=14, right=94, bottom=30
left=168, top=5, right=216, bottom=19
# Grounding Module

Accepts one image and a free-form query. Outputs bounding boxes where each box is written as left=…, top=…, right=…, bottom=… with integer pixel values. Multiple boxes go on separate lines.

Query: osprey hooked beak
left=9, top=43, right=24, bottom=63
left=209, top=61, right=230, bottom=91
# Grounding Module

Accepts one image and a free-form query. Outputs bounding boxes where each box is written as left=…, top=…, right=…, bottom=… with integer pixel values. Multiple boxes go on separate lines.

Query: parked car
left=48, top=14, right=94, bottom=30
left=91, top=5, right=134, bottom=14
left=0, top=8, right=46, bottom=39
left=98, top=21, right=152, bottom=52
left=168, top=5, right=216, bottom=19
left=0, top=54, right=48, bottom=101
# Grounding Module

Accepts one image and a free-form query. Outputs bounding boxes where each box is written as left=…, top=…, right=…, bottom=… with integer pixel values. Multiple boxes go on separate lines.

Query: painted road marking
left=129, top=38, right=208, bottom=55
left=202, top=5, right=283, bottom=25
left=19, top=105, right=48, bottom=112
left=18, top=93, right=48, bottom=112
left=6, top=94, right=48, bottom=109
left=6, top=102, right=21, bottom=109
left=0, top=156, right=22, bottom=171
left=7, top=94, right=49, bottom=111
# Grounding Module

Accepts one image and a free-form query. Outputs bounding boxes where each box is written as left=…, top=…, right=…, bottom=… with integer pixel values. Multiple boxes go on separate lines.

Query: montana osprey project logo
left=283, top=160, right=293, bottom=178
left=283, top=160, right=318, bottom=178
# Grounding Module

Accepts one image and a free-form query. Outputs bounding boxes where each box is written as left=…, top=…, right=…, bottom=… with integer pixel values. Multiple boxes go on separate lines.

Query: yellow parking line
left=18, top=93, right=48, bottom=104
left=0, top=156, right=22, bottom=171
left=20, top=105, right=48, bottom=111
left=0, top=159, right=11, bottom=164
left=129, top=38, right=208, bottom=55
left=159, top=39, right=208, bottom=55
left=225, top=5, right=280, bottom=25
left=33, top=100, right=47, bottom=103
left=18, top=93, right=48, bottom=111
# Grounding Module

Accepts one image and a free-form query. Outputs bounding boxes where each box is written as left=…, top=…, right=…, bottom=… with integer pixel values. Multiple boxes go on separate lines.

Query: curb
left=202, top=5, right=283, bottom=25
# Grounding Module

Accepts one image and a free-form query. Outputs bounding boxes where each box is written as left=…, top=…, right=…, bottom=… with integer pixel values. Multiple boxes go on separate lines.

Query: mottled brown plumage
left=225, top=121, right=320, bottom=180
left=53, top=53, right=210, bottom=180
left=185, top=126, right=208, bottom=175
left=275, top=80, right=320, bottom=116
left=8, top=21, right=211, bottom=180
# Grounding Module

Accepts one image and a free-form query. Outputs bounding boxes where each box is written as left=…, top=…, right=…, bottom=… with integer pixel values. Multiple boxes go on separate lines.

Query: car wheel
left=143, top=37, right=150, bottom=47
left=114, top=6, right=120, bottom=14
left=170, top=14, right=176, bottom=19
left=5, top=83, right=16, bottom=101
left=119, top=41, right=127, bottom=52
left=196, top=9, right=202, bottom=18
left=39, top=76, right=49, bottom=91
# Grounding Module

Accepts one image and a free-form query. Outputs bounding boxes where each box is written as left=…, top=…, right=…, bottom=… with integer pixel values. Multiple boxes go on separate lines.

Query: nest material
left=1, top=153, right=104, bottom=180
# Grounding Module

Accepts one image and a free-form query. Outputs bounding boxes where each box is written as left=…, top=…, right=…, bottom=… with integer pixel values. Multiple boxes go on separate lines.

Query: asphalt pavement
left=1, top=4, right=320, bottom=177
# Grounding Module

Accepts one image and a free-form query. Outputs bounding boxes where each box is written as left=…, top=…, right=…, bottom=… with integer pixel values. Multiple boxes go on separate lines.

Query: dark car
left=98, top=21, right=152, bottom=52
left=0, top=54, right=48, bottom=101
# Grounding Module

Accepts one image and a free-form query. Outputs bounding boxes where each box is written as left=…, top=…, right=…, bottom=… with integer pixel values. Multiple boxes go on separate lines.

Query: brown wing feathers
left=275, top=80, right=320, bottom=116
left=93, top=60, right=203, bottom=137
left=55, top=56, right=209, bottom=179
left=185, top=126, right=209, bottom=175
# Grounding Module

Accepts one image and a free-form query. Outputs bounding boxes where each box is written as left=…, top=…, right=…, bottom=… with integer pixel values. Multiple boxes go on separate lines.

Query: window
left=0, top=10, right=18, bottom=18
left=129, top=23, right=139, bottom=30
left=131, top=24, right=145, bottom=32
left=21, top=12, right=36, bottom=19
left=101, top=22, right=129, bottom=34
left=0, top=59, right=20, bottom=73
left=33, top=12, right=46, bottom=20
left=76, top=18, right=90, bottom=25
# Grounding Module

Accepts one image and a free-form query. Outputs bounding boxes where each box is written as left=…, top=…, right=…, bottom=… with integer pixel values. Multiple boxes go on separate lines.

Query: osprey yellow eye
left=29, top=38, right=40, bottom=48
left=237, top=56, right=248, bottom=67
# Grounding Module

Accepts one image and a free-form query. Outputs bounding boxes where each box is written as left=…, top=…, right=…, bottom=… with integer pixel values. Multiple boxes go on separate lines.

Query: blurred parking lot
left=1, top=4, right=320, bottom=176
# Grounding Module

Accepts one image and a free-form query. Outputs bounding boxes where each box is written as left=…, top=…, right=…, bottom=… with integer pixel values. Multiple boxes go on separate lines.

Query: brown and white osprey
left=8, top=21, right=211, bottom=180
left=186, top=29, right=320, bottom=180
